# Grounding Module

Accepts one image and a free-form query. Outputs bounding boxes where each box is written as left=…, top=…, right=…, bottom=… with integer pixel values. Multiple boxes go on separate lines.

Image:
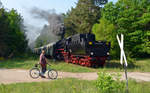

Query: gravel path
left=0, top=69, right=150, bottom=84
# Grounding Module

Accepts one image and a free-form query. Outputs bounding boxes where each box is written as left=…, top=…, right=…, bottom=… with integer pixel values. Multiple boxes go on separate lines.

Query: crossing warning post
left=117, top=34, right=128, bottom=93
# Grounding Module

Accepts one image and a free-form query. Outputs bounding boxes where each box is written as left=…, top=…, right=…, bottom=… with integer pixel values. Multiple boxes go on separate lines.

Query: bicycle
left=29, top=64, right=58, bottom=79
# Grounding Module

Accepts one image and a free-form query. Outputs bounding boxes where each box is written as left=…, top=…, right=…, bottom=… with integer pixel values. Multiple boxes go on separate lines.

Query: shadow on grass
left=104, top=61, right=139, bottom=70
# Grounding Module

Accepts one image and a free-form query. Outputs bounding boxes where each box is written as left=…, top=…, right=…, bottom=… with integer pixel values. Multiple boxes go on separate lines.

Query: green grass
left=0, top=78, right=150, bottom=93
left=0, top=58, right=37, bottom=69
left=132, top=58, right=150, bottom=72
left=104, top=58, right=150, bottom=72
left=0, top=58, right=150, bottom=72
left=128, top=79, right=150, bottom=93
left=0, top=78, right=98, bottom=93
left=0, top=58, right=97, bottom=72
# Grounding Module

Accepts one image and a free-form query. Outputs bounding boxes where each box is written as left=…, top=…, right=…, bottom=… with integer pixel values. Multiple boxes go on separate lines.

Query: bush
left=96, top=72, right=125, bottom=93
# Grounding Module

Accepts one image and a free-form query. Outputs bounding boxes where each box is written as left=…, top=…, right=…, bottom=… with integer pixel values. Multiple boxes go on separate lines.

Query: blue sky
left=1, top=0, right=117, bottom=26
left=1, top=0, right=78, bottom=26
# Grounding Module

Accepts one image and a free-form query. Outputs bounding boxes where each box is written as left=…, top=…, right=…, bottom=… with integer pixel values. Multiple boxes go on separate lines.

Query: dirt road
left=0, top=69, right=150, bottom=84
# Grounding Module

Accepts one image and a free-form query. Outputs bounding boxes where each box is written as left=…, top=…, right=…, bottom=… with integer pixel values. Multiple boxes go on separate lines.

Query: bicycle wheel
left=48, top=69, right=58, bottom=80
left=29, top=68, right=40, bottom=79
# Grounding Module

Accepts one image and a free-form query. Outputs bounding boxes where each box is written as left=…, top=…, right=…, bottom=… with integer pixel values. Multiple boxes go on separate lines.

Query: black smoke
left=29, top=7, right=65, bottom=47
left=30, top=7, right=64, bottom=36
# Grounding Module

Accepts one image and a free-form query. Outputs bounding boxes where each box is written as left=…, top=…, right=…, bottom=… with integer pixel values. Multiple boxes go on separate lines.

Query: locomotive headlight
left=91, top=52, right=94, bottom=55
left=107, top=52, right=110, bottom=55
left=89, top=42, right=92, bottom=45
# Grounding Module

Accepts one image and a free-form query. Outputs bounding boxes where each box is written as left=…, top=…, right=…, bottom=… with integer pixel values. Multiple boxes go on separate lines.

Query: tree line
left=92, top=0, right=150, bottom=58
left=0, top=3, right=28, bottom=58
left=64, top=0, right=150, bottom=58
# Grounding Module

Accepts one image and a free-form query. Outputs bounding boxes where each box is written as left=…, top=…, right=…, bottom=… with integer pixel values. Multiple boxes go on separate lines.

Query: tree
left=64, top=0, right=108, bottom=37
left=0, top=8, right=9, bottom=57
left=0, top=7, right=28, bottom=58
left=93, top=0, right=150, bottom=58
left=92, top=18, right=120, bottom=57
left=94, top=0, right=108, bottom=6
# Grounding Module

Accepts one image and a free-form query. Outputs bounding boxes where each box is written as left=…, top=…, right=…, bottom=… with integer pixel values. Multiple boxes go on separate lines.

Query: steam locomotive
left=34, top=33, right=110, bottom=67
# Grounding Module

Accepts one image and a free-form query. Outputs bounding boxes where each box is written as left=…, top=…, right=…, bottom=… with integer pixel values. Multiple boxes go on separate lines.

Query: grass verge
left=104, top=58, right=150, bottom=72
left=0, top=58, right=96, bottom=72
left=0, top=78, right=150, bottom=93
left=0, top=58, right=150, bottom=72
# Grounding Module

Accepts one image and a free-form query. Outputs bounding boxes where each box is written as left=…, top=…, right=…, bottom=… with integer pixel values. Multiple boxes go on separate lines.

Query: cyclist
left=39, top=49, right=49, bottom=78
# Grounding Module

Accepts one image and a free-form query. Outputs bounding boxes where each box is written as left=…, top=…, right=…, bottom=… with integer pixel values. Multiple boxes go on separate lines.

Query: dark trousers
left=41, top=67, right=46, bottom=74
left=40, top=64, right=47, bottom=75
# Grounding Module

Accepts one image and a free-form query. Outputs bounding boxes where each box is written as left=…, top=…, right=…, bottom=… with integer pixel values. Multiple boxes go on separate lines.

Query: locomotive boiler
left=33, top=33, right=110, bottom=67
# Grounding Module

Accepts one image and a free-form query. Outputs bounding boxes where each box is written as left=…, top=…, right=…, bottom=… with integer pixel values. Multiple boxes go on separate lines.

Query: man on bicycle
left=39, top=49, right=49, bottom=78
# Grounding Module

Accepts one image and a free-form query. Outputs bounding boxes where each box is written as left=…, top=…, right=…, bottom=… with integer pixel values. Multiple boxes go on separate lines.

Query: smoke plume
left=30, top=7, right=64, bottom=36
left=0, top=0, right=3, bottom=8
left=29, top=7, right=65, bottom=47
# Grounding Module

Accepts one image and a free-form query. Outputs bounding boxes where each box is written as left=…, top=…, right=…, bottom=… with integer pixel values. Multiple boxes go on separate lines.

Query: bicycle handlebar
left=34, top=64, right=39, bottom=67
left=35, top=63, right=51, bottom=67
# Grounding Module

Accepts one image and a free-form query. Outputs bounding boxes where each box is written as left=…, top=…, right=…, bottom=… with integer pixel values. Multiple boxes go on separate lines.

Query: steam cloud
left=29, top=7, right=65, bottom=48
left=0, top=0, right=3, bottom=8
left=30, top=7, right=64, bottom=36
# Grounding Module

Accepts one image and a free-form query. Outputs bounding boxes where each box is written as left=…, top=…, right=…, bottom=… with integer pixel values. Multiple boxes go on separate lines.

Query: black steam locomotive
left=34, top=33, right=110, bottom=67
